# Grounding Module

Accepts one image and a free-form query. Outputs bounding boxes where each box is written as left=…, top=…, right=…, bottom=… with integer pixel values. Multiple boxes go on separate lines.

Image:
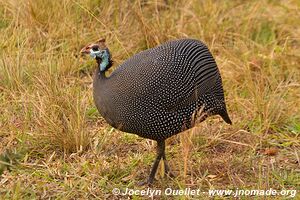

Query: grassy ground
left=0, top=0, right=299, bottom=199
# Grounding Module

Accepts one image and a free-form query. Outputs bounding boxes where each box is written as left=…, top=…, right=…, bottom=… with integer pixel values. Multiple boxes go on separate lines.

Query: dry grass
left=0, top=0, right=299, bottom=199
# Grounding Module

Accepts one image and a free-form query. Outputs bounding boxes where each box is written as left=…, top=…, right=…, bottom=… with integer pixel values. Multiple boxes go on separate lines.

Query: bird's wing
left=152, top=46, right=220, bottom=112
left=146, top=48, right=198, bottom=111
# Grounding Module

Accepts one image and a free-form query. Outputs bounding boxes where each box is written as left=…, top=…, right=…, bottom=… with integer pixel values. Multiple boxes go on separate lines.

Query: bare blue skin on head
left=90, top=49, right=110, bottom=72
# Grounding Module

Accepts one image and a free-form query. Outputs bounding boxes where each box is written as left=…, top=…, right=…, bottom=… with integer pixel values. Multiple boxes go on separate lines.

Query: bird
left=80, top=38, right=232, bottom=185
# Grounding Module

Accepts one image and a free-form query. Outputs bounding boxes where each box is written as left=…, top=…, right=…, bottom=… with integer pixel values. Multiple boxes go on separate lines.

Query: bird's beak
left=80, top=44, right=92, bottom=55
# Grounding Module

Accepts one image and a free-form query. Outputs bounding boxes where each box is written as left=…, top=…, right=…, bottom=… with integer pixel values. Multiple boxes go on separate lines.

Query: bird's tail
left=219, top=109, right=232, bottom=125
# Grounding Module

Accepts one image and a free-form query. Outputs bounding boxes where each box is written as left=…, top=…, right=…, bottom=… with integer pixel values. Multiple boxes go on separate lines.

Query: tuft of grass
left=252, top=21, right=276, bottom=45
left=0, top=0, right=299, bottom=199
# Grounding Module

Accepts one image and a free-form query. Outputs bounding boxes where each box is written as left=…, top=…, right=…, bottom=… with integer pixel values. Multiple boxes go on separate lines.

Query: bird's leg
left=138, top=140, right=165, bottom=186
left=163, top=152, right=175, bottom=178
left=147, top=140, right=165, bottom=184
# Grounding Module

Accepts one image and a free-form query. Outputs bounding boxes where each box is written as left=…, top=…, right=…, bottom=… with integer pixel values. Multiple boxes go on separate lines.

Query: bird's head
left=80, top=38, right=112, bottom=72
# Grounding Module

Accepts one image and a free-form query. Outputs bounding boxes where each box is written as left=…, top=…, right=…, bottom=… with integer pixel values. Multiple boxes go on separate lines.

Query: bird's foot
left=137, top=178, right=154, bottom=186
left=165, top=170, right=175, bottom=178
left=163, top=162, right=175, bottom=178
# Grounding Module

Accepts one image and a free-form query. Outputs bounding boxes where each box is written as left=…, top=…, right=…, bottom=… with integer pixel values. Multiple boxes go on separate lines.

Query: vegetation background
left=0, top=0, right=299, bottom=199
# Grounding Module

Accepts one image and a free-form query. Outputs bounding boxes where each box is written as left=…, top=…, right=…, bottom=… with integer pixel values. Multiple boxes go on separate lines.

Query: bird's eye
left=92, top=46, right=99, bottom=51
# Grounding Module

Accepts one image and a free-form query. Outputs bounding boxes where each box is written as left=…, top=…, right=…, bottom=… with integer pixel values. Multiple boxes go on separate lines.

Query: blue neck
left=90, top=49, right=110, bottom=72
left=100, top=55, right=109, bottom=72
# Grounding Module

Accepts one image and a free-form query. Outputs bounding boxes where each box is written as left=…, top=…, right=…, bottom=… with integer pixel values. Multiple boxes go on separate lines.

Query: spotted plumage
left=81, top=38, right=232, bottom=185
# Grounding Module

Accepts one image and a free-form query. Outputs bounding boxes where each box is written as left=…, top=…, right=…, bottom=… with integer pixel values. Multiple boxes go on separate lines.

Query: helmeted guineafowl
left=81, top=38, right=232, bottom=185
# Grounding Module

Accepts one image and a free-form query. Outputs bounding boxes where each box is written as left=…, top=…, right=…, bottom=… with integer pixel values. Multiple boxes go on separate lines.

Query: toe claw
left=137, top=179, right=154, bottom=186
left=167, top=171, right=175, bottom=178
